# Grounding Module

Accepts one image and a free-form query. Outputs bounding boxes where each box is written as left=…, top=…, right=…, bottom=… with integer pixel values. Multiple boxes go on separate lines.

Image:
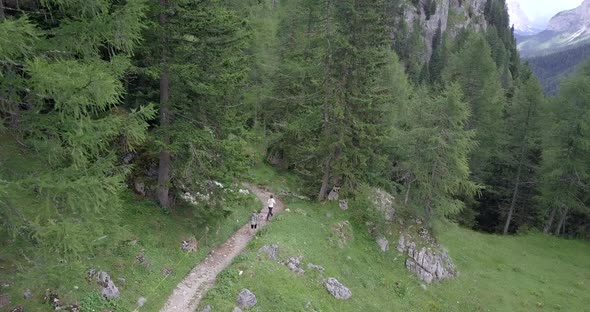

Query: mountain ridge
left=518, top=0, right=590, bottom=57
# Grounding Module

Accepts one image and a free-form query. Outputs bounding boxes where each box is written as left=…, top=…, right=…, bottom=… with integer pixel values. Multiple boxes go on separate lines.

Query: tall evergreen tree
left=501, top=72, right=544, bottom=234
left=442, top=33, right=505, bottom=185
left=540, top=61, right=590, bottom=235
left=128, top=0, right=249, bottom=207
left=268, top=0, right=410, bottom=199
left=396, top=85, right=479, bottom=220
left=0, top=0, right=154, bottom=255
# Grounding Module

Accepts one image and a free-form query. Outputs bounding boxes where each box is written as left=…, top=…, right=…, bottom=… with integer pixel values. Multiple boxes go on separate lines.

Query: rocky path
left=159, top=184, right=283, bottom=312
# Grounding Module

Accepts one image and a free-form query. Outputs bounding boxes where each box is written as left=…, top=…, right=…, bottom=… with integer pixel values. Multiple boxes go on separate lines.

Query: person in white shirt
left=266, top=195, right=276, bottom=221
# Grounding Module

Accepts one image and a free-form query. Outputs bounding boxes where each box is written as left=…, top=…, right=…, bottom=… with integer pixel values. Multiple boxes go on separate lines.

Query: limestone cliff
left=398, top=0, right=488, bottom=60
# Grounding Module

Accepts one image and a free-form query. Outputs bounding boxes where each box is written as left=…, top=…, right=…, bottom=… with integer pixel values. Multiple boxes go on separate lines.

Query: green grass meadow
left=0, top=191, right=259, bottom=312
left=1, top=162, right=589, bottom=312
left=199, top=167, right=590, bottom=312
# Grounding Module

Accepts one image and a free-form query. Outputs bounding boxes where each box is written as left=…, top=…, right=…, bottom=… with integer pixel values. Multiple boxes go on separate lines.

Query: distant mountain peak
left=547, top=0, right=590, bottom=33
left=507, top=0, right=541, bottom=35
left=518, top=0, right=590, bottom=57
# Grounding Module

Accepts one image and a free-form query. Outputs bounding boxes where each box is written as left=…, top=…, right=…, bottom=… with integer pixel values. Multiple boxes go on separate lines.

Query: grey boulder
left=325, top=277, right=352, bottom=299
left=376, top=237, right=389, bottom=252
left=93, top=271, right=120, bottom=300
left=236, top=288, right=256, bottom=309
left=23, top=289, right=33, bottom=299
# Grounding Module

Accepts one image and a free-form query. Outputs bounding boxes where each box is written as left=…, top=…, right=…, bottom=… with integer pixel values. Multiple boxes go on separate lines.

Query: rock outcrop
left=307, top=263, right=325, bottom=272
left=88, top=270, right=120, bottom=300
left=376, top=237, right=389, bottom=252
left=369, top=188, right=396, bottom=222
left=399, top=0, right=488, bottom=60
left=398, top=233, right=457, bottom=284
left=236, top=288, right=257, bottom=309
left=258, top=244, right=279, bottom=261
left=325, top=278, right=352, bottom=300
left=285, top=256, right=305, bottom=275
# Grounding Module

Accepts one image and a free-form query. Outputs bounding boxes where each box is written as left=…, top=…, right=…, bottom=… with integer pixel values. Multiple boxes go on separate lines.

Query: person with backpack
left=250, top=210, right=258, bottom=233
left=266, top=195, right=276, bottom=221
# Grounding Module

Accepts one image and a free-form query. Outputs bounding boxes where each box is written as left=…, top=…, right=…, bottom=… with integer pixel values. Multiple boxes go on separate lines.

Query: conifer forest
left=0, top=0, right=589, bottom=311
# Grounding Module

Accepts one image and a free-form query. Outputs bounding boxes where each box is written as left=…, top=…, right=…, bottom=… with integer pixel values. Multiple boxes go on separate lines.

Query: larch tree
left=502, top=71, right=544, bottom=234
left=0, top=0, right=154, bottom=255
left=396, top=85, right=479, bottom=221
left=540, top=61, right=590, bottom=235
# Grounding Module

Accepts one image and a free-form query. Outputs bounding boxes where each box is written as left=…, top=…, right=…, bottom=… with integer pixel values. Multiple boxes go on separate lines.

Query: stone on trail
left=258, top=244, right=279, bottom=261
left=325, top=277, right=352, bottom=299
left=236, top=288, right=257, bottom=309
left=200, top=305, right=212, bottom=312
left=376, top=237, right=389, bottom=252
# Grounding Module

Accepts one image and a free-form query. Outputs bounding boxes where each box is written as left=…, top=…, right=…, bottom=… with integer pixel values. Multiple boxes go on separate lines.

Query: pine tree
left=540, top=61, right=590, bottom=235
left=442, top=33, right=505, bottom=186
left=268, top=0, right=411, bottom=199
left=128, top=0, right=249, bottom=205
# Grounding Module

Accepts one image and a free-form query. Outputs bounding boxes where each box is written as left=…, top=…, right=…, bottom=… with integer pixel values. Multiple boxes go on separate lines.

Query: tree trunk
left=503, top=149, right=524, bottom=234
left=318, top=156, right=332, bottom=201
left=318, top=0, right=333, bottom=203
left=425, top=199, right=433, bottom=222
left=0, top=1, right=5, bottom=20
left=554, top=207, right=569, bottom=236
left=504, top=92, right=534, bottom=235
left=157, top=0, right=172, bottom=209
left=543, top=207, right=557, bottom=233
left=404, top=179, right=413, bottom=205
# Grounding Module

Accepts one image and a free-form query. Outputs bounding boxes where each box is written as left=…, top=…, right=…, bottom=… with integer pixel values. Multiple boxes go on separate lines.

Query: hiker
left=266, top=194, right=276, bottom=221
left=250, top=210, right=258, bottom=232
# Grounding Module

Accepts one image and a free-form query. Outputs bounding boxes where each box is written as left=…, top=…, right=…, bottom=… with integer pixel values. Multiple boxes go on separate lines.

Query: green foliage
left=0, top=0, right=154, bottom=256
left=80, top=293, right=122, bottom=312
left=128, top=0, right=250, bottom=196
left=0, top=189, right=258, bottom=311
left=443, top=32, right=505, bottom=185
left=395, top=85, right=479, bottom=219
left=268, top=0, right=411, bottom=197
left=539, top=60, right=590, bottom=234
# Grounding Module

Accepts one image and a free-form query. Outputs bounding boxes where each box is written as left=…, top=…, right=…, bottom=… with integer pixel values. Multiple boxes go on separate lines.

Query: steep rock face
left=519, top=0, right=590, bottom=57
left=546, top=0, right=590, bottom=33
left=400, top=0, right=488, bottom=60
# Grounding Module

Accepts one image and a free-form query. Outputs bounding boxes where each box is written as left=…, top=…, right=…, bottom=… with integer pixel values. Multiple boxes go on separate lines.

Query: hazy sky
left=514, top=0, right=584, bottom=26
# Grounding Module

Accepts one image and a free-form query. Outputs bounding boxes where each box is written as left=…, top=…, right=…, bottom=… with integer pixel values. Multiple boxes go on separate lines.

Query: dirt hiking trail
left=159, top=184, right=284, bottom=312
